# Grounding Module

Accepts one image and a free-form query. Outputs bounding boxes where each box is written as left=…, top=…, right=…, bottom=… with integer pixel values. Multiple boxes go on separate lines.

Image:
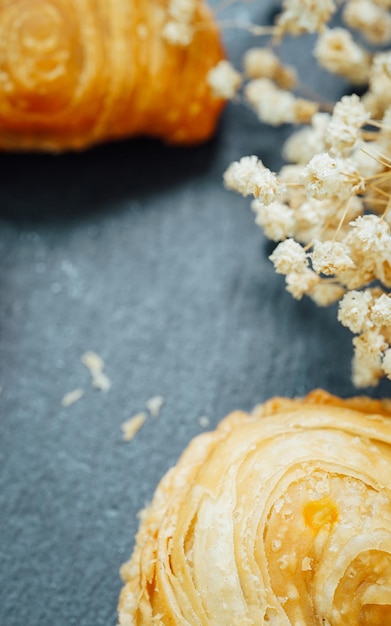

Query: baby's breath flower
left=163, top=21, right=193, bottom=46
left=207, top=61, right=242, bottom=100
left=245, top=79, right=296, bottom=126
left=163, top=0, right=197, bottom=46
left=338, top=289, right=374, bottom=333
left=277, top=0, right=336, bottom=35
left=300, top=153, right=365, bottom=200
left=311, top=240, right=356, bottom=276
left=243, top=48, right=296, bottom=89
left=343, top=0, right=391, bottom=45
left=283, top=113, right=330, bottom=164
left=337, top=267, right=374, bottom=290
left=269, top=238, right=309, bottom=274
left=314, top=28, right=372, bottom=84
left=352, top=329, right=388, bottom=387
left=168, top=0, right=196, bottom=22
left=285, top=268, right=320, bottom=299
left=251, top=200, right=296, bottom=241
left=344, top=215, right=391, bottom=287
left=224, top=156, right=286, bottom=204
left=294, top=99, right=320, bottom=125
left=294, top=199, right=328, bottom=243
left=278, top=164, right=305, bottom=183
left=278, top=165, right=308, bottom=210
left=363, top=51, right=391, bottom=116
left=221, top=1, right=391, bottom=386
left=309, top=283, right=346, bottom=306
left=346, top=214, right=391, bottom=254
left=372, top=51, right=391, bottom=78
left=326, top=94, right=370, bottom=157
left=370, top=293, right=391, bottom=326
left=243, top=48, right=279, bottom=78
left=352, top=143, right=386, bottom=177
left=319, top=195, right=364, bottom=242
left=277, top=194, right=361, bottom=246
left=245, top=79, right=318, bottom=126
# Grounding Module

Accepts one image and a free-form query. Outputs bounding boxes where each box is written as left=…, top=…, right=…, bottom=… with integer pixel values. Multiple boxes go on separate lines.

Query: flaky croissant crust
left=0, top=0, right=225, bottom=151
left=119, top=389, right=391, bottom=625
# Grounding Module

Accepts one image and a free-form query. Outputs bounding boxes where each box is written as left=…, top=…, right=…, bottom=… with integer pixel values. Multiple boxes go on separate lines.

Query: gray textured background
left=1, top=2, right=390, bottom=625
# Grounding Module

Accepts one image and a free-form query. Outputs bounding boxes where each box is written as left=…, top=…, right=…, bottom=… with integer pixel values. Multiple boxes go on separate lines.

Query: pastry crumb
left=199, top=416, right=210, bottom=428
left=91, top=370, right=112, bottom=392
left=146, top=395, right=165, bottom=418
left=61, top=388, right=84, bottom=407
left=122, top=413, right=147, bottom=442
left=81, top=350, right=111, bottom=392
left=81, top=350, right=104, bottom=371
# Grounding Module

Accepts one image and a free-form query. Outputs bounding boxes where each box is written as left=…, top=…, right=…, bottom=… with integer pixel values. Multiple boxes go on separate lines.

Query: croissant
left=0, top=0, right=225, bottom=151
left=119, top=389, right=391, bottom=625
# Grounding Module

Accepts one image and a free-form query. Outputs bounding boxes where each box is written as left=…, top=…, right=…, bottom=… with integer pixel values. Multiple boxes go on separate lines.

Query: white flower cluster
left=224, top=156, right=286, bottom=204
left=245, top=78, right=318, bottom=126
left=243, top=48, right=297, bottom=90
left=163, top=0, right=196, bottom=46
left=266, top=127, right=391, bottom=387
left=314, top=28, right=372, bottom=84
left=338, top=290, right=391, bottom=385
left=208, top=61, right=242, bottom=100
left=276, top=0, right=337, bottom=35
left=343, top=0, right=391, bottom=44
left=266, top=196, right=391, bottom=387
left=218, top=0, right=391, bottom=386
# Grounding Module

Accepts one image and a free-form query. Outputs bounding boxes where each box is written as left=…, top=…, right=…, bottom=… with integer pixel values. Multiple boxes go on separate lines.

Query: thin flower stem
left=286, top=182, right=303, bottom=188
left=367, top=119, right=391, bottom=133
left=359, top=146, right=391, bottom=169
left=368, top=184, right=391, bottom=200
left=365, top=171, right=391, bottom=183
left=293, top=81, right=334, bottom=110
left=380, top=195, right=391, bottom=219
left=198, top=19, right=276, bottom=35
left=333, top=197, right=353, bottom=242
left=363, top=197, right=389, bottom=208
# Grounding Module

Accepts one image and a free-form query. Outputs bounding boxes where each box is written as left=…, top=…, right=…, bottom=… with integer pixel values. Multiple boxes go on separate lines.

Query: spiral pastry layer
left=119, top=389, right=391, bottom=625
left=0, top=0, right=225, bottom=150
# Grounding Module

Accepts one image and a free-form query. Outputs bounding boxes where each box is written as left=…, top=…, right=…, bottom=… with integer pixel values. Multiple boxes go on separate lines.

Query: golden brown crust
left=119, top=389, right=391, bottom=625
left=253, top=388, right=391, bottom=419
left=0, top=0, right=225, bottom=151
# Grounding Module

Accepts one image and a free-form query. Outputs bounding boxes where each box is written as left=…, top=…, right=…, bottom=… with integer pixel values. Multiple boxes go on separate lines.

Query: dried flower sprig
left=163, top=0, right=197, bottom=46
left=210, top=0, right=391, bottom=386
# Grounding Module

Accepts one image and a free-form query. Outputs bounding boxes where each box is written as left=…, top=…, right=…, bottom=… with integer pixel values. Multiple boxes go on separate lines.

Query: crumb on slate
left=122, top=412, right=148, bottom=442
left=146, top=395, right=165, bottom=418
left=81, top=350, right=111, bottom=392
left=61, top=388, right=85, bottom=407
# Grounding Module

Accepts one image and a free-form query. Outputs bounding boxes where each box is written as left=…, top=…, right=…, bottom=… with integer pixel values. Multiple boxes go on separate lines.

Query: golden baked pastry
left=0, top=0, right=225, bottom=151
left=118, top=389, right=391, bottom=625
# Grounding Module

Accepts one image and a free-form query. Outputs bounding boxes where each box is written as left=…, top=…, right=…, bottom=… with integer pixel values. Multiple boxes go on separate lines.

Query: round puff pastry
left=0, top=0, right=225, bottom=151
left=118, top=389, right=391, bottom=625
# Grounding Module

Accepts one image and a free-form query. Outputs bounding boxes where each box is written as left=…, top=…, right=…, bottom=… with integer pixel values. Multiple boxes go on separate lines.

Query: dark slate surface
left=0, top=3, right=390, bottom=626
